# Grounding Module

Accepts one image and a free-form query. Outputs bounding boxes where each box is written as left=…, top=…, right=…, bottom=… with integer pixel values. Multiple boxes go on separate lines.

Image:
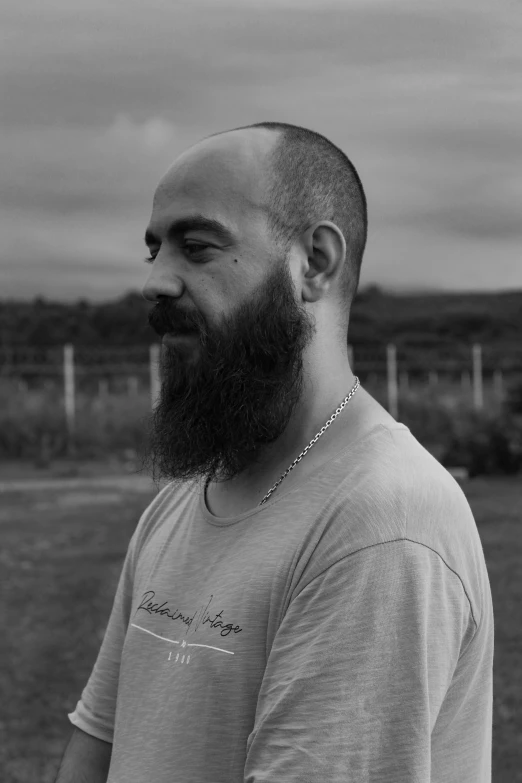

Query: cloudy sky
left=1, top=0, right=520, bottom=302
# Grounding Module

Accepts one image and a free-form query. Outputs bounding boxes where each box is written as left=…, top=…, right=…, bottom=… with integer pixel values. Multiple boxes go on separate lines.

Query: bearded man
left=56, top=122, right=493, bottom=783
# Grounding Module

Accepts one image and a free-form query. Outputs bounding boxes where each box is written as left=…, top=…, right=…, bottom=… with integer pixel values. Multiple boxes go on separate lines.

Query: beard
left=138, top=255, right=316, bottom=490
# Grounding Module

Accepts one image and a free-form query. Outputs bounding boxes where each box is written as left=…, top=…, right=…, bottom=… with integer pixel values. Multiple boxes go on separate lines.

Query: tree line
left=0, top=285, right=521, bottom=350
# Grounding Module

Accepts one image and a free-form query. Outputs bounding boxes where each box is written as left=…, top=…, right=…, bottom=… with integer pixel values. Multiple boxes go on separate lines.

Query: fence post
left=63, top=343, right=75, bottom=453
left=386, top=343, right=398, bottom=419
left=472, top=343, right=483, bottom=411
left=150, top=343, right=161, bottom=409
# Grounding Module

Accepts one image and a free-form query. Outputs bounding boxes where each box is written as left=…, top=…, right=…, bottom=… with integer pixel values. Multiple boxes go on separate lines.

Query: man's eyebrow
left=144, top=215, right=236, bottom=247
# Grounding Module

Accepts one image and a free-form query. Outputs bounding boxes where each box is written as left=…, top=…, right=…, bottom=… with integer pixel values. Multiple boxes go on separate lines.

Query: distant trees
left=0, top=293, right=153, bottom=347
left=0, top=288, right=521, bottom=349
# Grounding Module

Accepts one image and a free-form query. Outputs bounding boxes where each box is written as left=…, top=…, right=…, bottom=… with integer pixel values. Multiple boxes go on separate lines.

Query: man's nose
left=141, top=255, right=185, bottom=302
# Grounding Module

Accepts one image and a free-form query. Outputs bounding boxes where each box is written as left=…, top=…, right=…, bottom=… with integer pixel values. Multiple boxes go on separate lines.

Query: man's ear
left=299, top=221, right=346, bottom=304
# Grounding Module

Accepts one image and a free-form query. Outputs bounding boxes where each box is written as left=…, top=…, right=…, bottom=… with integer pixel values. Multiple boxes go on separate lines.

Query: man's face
left=141, top=252, right=316, bottom=489
left=138, top=130, right=316, bottom=488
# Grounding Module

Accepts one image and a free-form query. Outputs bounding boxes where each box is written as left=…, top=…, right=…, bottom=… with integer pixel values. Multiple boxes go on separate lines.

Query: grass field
left=0, top=471, right=520, bottom=782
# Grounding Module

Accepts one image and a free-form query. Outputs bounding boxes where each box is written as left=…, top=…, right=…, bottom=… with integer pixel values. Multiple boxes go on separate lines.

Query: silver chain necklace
left=205, top=376, right=360, bottom=508
left=260, top=375, right=360, bottom=505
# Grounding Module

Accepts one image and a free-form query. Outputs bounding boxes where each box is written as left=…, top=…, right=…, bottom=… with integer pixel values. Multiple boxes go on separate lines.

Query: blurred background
left=0, top=0, right=520, bottom=781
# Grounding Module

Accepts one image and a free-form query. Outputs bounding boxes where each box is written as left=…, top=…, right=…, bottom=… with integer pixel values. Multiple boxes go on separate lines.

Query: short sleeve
left=243, top=539, right=474, bottom=783
left=67, top=523, right=141, bottom=742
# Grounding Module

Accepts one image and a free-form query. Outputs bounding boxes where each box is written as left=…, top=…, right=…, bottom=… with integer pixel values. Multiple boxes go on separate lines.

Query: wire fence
left=1, top=342, right=522, bottom=442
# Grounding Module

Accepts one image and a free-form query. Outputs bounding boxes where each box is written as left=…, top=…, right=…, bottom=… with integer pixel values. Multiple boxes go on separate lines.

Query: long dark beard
left=138, top=260, right=315, bottom=489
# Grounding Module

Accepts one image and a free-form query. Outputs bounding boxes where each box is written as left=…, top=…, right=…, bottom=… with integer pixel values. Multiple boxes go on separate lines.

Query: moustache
left=148, top=304, right=197, bottom=336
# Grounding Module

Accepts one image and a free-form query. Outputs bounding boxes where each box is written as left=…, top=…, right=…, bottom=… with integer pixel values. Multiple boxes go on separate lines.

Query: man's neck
left=210, top=369, right=361, bottom=503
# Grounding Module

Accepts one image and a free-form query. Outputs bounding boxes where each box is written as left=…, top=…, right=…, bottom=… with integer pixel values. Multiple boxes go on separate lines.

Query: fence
left=1, top=342, right=522, bottom=443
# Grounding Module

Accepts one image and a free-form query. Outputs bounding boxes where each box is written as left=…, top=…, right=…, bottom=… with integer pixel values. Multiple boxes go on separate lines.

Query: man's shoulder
left=325, top=422, right=485, bottom=600
left=354, top=421, right=465, bottom=501
left=320, top=421, right=476, bottom=552
left=381, top=423, right=472, bottom=518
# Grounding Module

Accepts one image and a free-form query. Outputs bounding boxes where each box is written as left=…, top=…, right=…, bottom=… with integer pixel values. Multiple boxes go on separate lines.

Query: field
left=0, top=466, right=521, bottom=782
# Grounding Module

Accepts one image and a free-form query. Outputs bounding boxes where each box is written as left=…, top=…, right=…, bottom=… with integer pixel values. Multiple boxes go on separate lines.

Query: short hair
left=205, top=121, right=368, bottom=323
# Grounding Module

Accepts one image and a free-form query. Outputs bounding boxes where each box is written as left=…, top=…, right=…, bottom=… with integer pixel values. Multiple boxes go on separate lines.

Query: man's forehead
left=154, top=129, right=275, bottom=212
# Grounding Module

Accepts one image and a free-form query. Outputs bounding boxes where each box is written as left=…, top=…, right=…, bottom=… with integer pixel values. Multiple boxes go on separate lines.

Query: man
left=56, top=122, right=493, bottom=782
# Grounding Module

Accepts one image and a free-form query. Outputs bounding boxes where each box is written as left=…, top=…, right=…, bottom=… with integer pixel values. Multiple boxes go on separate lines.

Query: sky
left=1, top=0, right=520, bottom=302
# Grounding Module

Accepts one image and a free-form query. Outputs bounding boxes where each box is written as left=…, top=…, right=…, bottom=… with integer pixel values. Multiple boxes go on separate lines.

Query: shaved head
left=155, top=128, right=279, bottom=233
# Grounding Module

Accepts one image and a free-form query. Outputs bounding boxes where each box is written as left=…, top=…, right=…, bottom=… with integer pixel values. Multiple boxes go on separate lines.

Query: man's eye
left=142, top=243, right=211, bottom=265
left=183, top=242, right=211, bottom=259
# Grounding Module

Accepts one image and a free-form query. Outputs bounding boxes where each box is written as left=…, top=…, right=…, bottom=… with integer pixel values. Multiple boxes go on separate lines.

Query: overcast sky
left=1, top=0, right=520, bottom=302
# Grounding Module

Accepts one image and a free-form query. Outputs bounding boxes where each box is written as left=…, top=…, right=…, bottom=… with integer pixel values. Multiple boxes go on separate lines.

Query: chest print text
left=134, top=590, right=243, bottom=638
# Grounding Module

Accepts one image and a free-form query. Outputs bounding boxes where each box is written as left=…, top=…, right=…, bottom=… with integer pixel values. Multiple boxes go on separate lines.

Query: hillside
left=349, top=286, right=522, bottom=349
left=0, top=286, right=521, bottom=350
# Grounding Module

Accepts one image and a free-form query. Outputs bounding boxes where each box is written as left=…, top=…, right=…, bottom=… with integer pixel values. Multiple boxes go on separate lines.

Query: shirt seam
left=296, top=538, right=479, bottom=633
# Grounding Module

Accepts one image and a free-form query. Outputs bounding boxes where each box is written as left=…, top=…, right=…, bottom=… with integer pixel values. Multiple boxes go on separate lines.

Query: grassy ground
left=0, top=471, right=520, bottom=782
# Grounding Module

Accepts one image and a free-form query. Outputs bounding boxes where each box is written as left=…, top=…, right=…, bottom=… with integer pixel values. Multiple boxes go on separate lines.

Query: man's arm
left=55, top=727, right=112, bottom=783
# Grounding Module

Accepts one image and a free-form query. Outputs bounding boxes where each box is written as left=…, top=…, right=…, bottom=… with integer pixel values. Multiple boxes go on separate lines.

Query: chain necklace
left=260, top=375, right=360, bottom=504
left=205, top=376, right=360, bottom=509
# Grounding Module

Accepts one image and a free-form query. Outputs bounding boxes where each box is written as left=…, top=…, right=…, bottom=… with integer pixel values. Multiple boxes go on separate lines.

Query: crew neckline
left=200, top=422, right=410, bottom=526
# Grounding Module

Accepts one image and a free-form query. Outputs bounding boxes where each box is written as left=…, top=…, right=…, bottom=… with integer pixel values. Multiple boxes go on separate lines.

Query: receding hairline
left=201, top=127, right=297, bottom=233
left=155, top=127, right=281, bottom=222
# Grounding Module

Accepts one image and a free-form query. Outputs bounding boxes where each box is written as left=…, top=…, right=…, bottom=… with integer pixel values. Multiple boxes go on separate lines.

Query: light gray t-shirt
left=69, top=423, right=493, bottom=782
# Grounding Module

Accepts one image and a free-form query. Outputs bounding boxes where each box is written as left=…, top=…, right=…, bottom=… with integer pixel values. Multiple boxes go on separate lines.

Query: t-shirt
left=68, top=422, right=494, bottom=783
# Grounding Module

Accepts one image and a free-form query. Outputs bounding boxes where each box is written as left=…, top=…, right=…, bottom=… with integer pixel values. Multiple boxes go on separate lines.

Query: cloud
left=0, top=115, right=185, bottom=299
left=0, top=0, right=520, bottom=299
left=102, top=115, right=179, bottom=153
left=1, top=116, right=182, bottom=212
left=407, top=172, right=522, bottom=241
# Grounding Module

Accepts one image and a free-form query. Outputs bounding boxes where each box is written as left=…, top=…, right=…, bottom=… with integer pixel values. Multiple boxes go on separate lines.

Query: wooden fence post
left=387, top=343, right=398, bottom=419
left=150, top=344, right=161, bottom=409
left=472, top=343, right=483, bottom=411
left=63, top=343, right=75, bottom=452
